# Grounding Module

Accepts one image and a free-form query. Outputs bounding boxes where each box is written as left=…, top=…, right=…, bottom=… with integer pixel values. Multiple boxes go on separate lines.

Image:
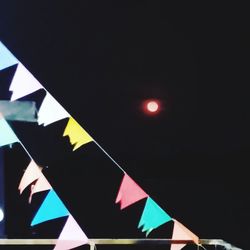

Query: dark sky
left=0, top=1, right=249, bottom=249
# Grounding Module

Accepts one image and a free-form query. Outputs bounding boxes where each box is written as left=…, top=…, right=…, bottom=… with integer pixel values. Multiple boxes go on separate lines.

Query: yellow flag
left=63, top=117, right=93, bottom=151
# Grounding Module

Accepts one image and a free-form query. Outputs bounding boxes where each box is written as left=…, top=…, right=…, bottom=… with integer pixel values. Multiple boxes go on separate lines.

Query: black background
left=0, top=1, right=249, bottom=249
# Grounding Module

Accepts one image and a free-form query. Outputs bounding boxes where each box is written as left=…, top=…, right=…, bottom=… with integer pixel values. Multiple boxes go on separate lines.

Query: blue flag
left=0, top=117, right=19, bottom=147
left=31, top=189, right=69, bottom=226
left=0, top=41, right=18, bottom=70
left=138, top=197, right=172, bottom=235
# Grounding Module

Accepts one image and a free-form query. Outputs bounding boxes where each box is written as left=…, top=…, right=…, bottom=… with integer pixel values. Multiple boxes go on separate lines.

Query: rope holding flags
left=0, top=40, right=201, bottom=250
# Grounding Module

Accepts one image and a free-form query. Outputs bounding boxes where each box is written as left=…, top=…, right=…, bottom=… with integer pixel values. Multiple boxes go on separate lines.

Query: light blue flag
left=138, top=197, right=172, bottom=236
left=0, top=117, right=19, bottom=147
left=31, top=189, right=69, bottom=226
left=0, top=41, right=19, bottom=70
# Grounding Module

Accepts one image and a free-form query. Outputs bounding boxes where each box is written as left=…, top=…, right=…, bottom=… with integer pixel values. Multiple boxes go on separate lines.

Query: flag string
left=18, top=140, right=34, bottom=161
left=94, top=140, right=126, bottom=174
left=1, top=40, right=202, bottom=248
left=41, top=89, right=127, bottom=174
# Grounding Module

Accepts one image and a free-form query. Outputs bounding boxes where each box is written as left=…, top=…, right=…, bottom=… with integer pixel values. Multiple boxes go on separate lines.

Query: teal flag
left=31, top=189, right=69, bottom=226
left=0, top=41, right=18, bottom=70
left=0, top=117, right=19, bottom=147
left=138, top=197, right=172, bottom=235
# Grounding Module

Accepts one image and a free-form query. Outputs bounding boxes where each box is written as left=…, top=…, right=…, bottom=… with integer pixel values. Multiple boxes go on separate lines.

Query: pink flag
left=115, top=174, right=148, bottom=209
left=54, top=214, right=89, bottom=250
left=18, top=160, right=42, bottom=194
left=171, top=219, right=199, bottom=250
left=29, top=173, right=52, bottom=203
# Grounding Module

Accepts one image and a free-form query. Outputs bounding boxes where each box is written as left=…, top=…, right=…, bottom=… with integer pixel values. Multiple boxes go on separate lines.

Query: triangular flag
left=138, top=197, right=172, bottom=236
left=37, top=92, right=70, bottom=126
left=63, top=117, right=93, bottom=151
left=31, top=189, right=69, bottom=226
left=0, top=117, right=19, bottom=147
left=29, top=172, right=52, bottom=203
left=54, top=214, right=89, bottom=250
left=9, top=63, right=43, bottom=101
left=115, top=174, right=148, bottom=209
left=18, top=160, right=42, bottom=194
left=171, top=219, right=199, bottom=250
left=0, top=41, right=18, bottom=70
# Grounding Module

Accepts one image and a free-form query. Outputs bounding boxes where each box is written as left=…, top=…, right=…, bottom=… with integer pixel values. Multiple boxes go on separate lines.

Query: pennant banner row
left=0, top=41, right=200, bottom=250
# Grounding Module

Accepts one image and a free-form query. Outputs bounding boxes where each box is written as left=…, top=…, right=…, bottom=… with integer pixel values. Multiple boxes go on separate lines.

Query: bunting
left=18, top=160, right=42, bottom=194
left=138, top=197, right=172, bottom=236
left=116, top=174, right=148, bottom=209
left=1, top=41, right=201, bottom=249
left=171, top=219, right=199, bottom=250
left=54, top=214, right=89, bottom=250
left=0, top=41, right=91, bottom=249
left=9, top=63, right=43, bottom=101
left=29, top=172, right=52, bottom=203
left=63, top=117, right=93, bottom=151
left=31, top=189, right=69, bottom=226
left=37, top=92, right=70, bottom=126
left=0, top=41, right=18, bottom=70
left=0, top=115, right=19, bottom=147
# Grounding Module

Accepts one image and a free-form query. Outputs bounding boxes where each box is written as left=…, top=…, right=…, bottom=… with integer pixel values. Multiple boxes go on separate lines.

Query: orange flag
left=171, top=219, right=199, bottom=250
left=18, top=160, right=42, bottom=194
left=29, top=173, right=52, bottom=203
left=115, top=174, right=148, bottom=209
left=63, top=117, right=93, bottom=151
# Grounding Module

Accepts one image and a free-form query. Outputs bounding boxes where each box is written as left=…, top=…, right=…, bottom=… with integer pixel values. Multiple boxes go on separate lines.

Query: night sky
left=0, top=2, right=249, bottom=249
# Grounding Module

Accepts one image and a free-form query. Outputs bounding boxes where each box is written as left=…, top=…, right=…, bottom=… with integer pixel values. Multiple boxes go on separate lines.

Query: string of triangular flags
left=0, top=114, right=88, bottom=249
left=0, top=41, right=202, bottom=250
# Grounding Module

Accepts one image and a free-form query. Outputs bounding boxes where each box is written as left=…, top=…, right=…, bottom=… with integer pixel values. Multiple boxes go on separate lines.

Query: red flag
left=115, top=174, right=148, bottom=209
